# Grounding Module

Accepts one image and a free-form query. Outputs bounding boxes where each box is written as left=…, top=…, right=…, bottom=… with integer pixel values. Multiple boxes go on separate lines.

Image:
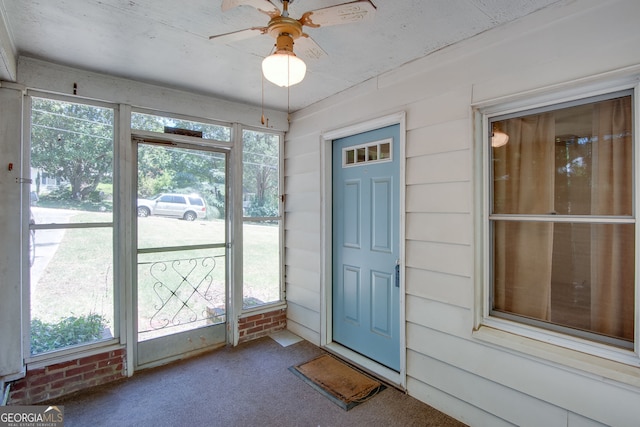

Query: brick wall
left=8, top=349, right=125, bottom=405
left=238, top=308, right=286, bottom=343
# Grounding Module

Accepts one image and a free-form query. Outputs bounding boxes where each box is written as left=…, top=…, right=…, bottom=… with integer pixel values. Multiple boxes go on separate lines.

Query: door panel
left=136, top=140, right=228, bottom=368
left=332, top=124, right=400, bottom=371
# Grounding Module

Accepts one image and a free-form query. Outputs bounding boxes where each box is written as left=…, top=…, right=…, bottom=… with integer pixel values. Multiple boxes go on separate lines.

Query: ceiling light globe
left=262, top=52, right=306, bottom=87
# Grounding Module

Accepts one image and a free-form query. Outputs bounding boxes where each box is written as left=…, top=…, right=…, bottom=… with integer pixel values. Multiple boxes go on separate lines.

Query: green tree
left=133, top=113, right=228, bottom=198
left=243, top=130, right=279, bottom=216
left=31, top=98, right=114, bottom=200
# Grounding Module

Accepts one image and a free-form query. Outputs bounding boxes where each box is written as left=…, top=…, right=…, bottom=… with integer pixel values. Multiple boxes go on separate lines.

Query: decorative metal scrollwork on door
left=143, top=256, right=225, bottom=331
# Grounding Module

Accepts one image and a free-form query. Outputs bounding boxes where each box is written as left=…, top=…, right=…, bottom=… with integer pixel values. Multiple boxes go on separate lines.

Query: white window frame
left=24, top=91, right=122, bottom=365
left=474, top=76, right=640, bottom=367
left=238, top=125, right=285, bottom=312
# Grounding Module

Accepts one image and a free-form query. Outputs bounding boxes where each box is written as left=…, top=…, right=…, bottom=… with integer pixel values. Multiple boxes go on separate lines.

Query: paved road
left=30, top=207, right=78, bottom=286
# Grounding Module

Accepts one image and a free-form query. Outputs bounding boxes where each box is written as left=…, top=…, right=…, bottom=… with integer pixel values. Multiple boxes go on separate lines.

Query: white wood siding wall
left=284, top=0, right=640, bottom=425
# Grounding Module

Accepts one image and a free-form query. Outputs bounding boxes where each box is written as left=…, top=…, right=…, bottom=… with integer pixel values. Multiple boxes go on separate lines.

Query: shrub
left=30, top=314, right=107, bottom=355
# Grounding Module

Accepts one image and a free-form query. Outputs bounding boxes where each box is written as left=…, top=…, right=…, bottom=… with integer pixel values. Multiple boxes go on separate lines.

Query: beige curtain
left=493, top=114, right=555, bottom=320
left=590, top=97, right=634, bottom=341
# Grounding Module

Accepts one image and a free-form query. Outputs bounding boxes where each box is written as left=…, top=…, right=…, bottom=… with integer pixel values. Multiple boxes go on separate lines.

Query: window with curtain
left=489, top=90, right=634, bottom=349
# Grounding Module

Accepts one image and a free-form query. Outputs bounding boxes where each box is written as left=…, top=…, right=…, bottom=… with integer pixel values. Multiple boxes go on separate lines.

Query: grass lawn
left=32, top=210, right=280, bottom=346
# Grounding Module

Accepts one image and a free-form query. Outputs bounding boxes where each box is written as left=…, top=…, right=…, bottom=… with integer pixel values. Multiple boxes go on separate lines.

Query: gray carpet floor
left=55, top=334, right=467, bottom=426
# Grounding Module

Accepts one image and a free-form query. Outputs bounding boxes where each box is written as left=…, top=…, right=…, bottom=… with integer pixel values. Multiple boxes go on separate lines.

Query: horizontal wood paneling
left=284, top=192, right=320, bottom=213
left=406, top=150, right=471, bottom=185
left=407, top=324, right=640, bottom=426
left=283, top=1, right=640, bottom=424
left=286, top=301, right=320, bottom=334
left=405, top=267, right=472, bottom=309
left=405, top=86, right=471, bottom=130
left=406, top=212, right=472, bottom=245
left=406, top=118, right=470, bottom=157
left=406, top=295, right=471, bottom=338
left=406, top=182, right=471, bottom=213
left=406, top=377, right=510, bottom=427
left=285, top=212, right=320, bottom=233
left=285, top=247, right=320, bottom=274
left=407, top=348, right=568, bottom=427
left=286, top=319, right=320, bottom=346
left=284, top=170, right=319, bottom=194
left=285, top=266, right=320, bottom=293
left=285, top=283, right=320, bottom=313
left=406, top=240, right=472, bottom=277
left=285, top=151, right=319, bottom=175
left=284, top=230, right=319, bottom=253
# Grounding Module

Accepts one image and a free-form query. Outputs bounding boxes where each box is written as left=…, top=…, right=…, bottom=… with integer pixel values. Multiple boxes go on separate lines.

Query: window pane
left=493, top=221, right=634, bottom=346
left=30, top=98, right=115, bottom=355
left=31, top=98, right=114, bottom=219
left=243, top=221, right=280, bottom=308
left=131, top=112, right=231, bottom=142
left=30, top=227, right=114, bottom=355
left=380, top=143, right=390, bottom=159
left=243, top=130, right=280, bottom=218
left=242, top=129, right=281, bottom=309
left=492, top=95, right=632, bottom=216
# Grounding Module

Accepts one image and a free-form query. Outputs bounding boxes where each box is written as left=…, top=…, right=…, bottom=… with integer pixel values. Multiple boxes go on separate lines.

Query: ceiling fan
left=209, top=0, right=376, bottom=87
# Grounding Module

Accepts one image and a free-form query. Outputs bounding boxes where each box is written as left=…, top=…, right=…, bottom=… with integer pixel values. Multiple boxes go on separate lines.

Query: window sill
left=239, top=301, right=287, bottom=318
left=473, top=325, right=640, bottom=390
left=25, top=339, right=123, bottom=370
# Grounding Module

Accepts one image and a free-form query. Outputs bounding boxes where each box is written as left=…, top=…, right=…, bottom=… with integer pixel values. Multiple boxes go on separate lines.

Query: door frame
left=130, top=130, right=234, bottom=371
left=320, top=112, right=407, bottom=389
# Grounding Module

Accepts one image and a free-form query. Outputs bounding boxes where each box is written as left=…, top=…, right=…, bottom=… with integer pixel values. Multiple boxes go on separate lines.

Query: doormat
left=289, top=354, right=385, bottom=411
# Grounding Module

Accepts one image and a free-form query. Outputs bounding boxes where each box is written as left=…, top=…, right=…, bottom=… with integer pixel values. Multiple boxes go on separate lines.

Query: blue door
left=332, top=124, right=400, bottom=371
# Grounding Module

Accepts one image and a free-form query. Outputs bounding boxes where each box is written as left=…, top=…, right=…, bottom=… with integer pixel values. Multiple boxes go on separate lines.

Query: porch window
left=29, top=96, right=116, bottom=356
left=488, top=90, right=635, bottom=349
left=242, top=129, right=283, bottom=308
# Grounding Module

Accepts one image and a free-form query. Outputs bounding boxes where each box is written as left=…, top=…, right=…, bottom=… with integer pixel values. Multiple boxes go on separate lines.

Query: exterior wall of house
left=284, top=0, right=640, bottom=425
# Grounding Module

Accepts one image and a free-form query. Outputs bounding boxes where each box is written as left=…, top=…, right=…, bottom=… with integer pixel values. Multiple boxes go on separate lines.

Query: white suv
left=137, top=193, right=207, bottom=221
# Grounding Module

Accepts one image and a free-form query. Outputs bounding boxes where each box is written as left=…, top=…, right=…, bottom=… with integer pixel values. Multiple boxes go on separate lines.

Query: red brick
left=9, top=390, right=26, bottom=401
left=30, top=371, right=64, bottom=387
left=59, top=382, right=87, bottom=396
left=10, top=379, right=27, bottom=391
left=29, top=392, right=50, bottom=404
left=97, top=358, right=122, bottom=368
left=110, top=349, right=125, bottom=358
left=256, top=318, right=275, bottom=326
left=51, top=374, right=81, bottom=390
left=243, top=314, right=264, bottom=322
left=27, top=367, right=46, bottom=377
left=27, top=385, right=47, bottom=397
left=66, top=363, right=97, bottom=378
left=239, top=321, right=255, bottom=330
left=78, top=352, right=111, bottom=365
left=246, top=325, right=264, bottom=335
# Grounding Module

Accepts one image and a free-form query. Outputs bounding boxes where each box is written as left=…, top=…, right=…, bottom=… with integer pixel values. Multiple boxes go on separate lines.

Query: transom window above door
left=343, top=138, right=392, bottom=167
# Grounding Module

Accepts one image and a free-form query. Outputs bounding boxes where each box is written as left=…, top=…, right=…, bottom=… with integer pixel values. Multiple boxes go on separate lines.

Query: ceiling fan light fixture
left=262, top=50, right=306, bottom=87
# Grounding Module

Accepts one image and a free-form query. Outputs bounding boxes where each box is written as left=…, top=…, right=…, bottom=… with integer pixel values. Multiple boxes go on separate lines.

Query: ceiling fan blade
left=209, top=27, right=268, bottom=43
left=294, top=35, right=327, bottom=60
left=299, top=0, right=376, bottom=28
left=221, top=0, right=281, bottom=18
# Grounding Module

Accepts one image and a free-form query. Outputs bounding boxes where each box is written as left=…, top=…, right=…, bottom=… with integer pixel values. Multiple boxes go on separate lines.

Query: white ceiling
left=2, top=0, right=561, bottom=112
